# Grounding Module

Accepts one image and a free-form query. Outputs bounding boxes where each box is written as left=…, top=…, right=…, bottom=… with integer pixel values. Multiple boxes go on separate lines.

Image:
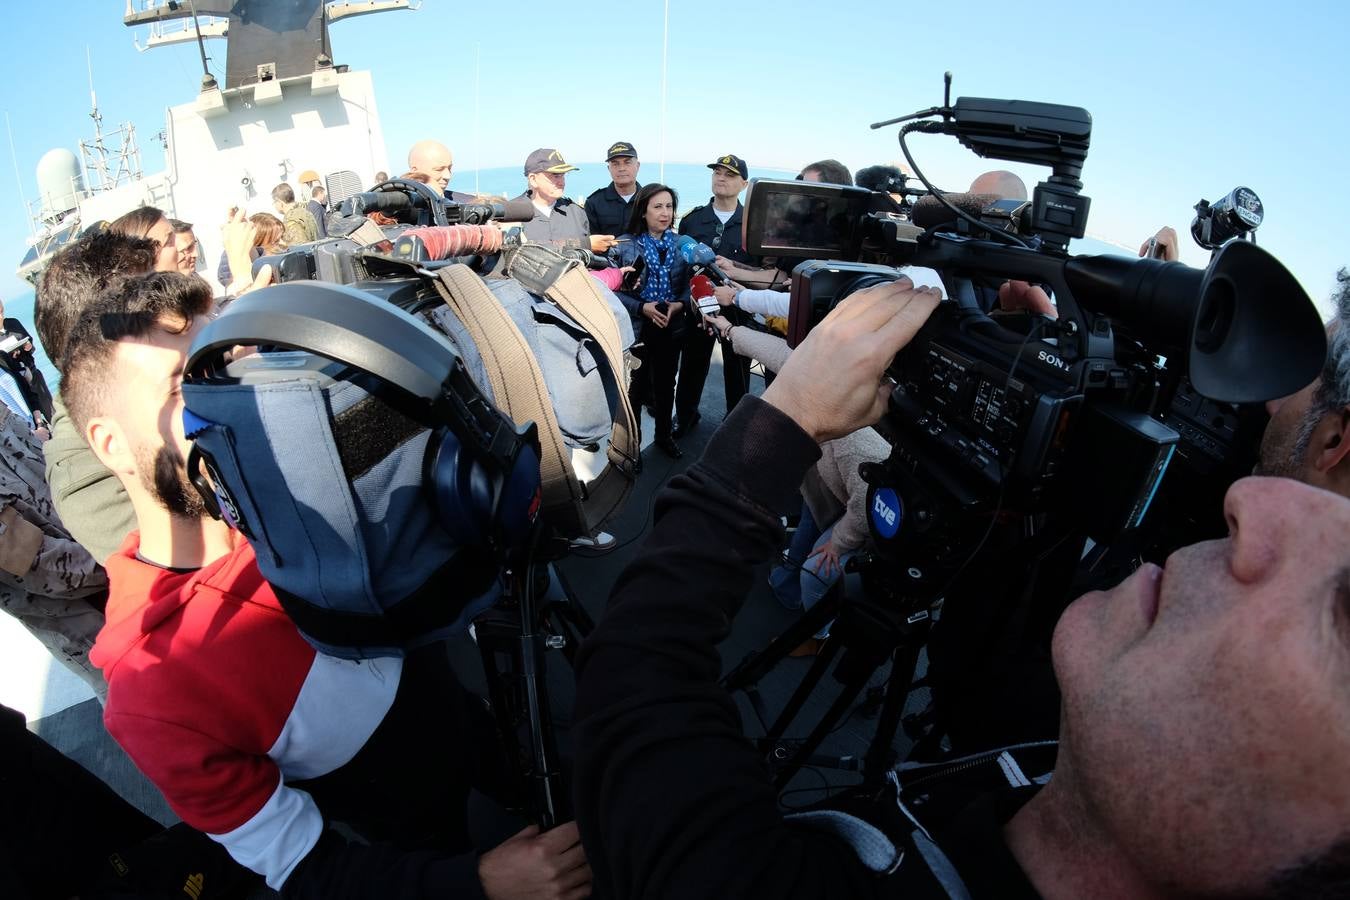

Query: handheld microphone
left=909, top=192, right=1001, bottom=230
left=690, top=274, right=718, bottom=317
left=676, top=235, right=730, bottom=284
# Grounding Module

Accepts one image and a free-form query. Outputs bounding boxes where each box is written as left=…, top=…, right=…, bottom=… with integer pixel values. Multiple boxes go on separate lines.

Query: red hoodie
left=91, top=534, right=402, bottom=890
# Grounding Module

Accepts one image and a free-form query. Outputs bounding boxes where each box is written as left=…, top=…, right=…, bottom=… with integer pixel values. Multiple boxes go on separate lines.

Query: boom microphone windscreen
left=910, top=192, right=1001, bottom=229
left=394, top=225, right=505, bottom=261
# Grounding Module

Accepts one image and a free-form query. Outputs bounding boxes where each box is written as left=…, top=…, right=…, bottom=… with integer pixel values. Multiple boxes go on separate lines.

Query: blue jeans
left=798, top=525, right=854, bottom=640
left=769, top=502, right=819, bottom=611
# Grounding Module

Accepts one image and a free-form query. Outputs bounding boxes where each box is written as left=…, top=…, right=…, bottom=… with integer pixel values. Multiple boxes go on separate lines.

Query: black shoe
left=655, top=436, right=683, bottom=459
left=671, top=411, right=702, bottom=439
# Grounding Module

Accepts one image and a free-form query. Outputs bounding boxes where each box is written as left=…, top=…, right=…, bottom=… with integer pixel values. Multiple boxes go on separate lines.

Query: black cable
left=777, top=767, right=836, bottom=809
left=934, top=315, right=1054, bottom=599
left=897, top=124, right=1030, bottom=250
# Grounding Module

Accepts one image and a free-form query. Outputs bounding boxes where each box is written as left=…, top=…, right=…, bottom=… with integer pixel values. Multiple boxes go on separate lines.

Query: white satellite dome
left=36, top=148, right=85, bottom=220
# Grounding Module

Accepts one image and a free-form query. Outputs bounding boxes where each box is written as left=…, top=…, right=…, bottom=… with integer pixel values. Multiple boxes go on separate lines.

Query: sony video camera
left=742, top=76, right=1326, bottom=577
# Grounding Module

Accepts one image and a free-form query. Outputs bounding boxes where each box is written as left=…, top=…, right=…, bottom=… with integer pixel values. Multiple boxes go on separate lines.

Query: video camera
left=743, top=75, right=1326, bottom=570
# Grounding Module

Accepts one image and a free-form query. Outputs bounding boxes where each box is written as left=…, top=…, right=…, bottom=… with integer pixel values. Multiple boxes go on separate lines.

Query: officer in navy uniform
left=585, top=142, right=643, bottom=239
left=674, top=153, right=757, bottom=437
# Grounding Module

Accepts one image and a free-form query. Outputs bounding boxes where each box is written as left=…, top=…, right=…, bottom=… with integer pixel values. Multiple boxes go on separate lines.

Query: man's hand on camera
left=762, top=278, right=941, bottom=443
left=479, top=821, right=592, bottom=900
left=589, top=234, right=617, bottom=254
left=1139, top=225, right=1179, bottom=261
left=997, top=281, right=1057, bottom=317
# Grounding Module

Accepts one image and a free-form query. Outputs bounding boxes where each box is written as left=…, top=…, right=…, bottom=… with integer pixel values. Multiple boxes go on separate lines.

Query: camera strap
left=432, top=259, right=638, bottom=537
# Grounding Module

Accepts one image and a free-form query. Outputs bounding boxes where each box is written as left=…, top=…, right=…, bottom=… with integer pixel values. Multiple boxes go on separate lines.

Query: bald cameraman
left=572, top=278, right=1350, bottom=898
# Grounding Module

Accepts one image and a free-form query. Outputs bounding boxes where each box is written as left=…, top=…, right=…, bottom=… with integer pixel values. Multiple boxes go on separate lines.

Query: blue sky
left=1, top=0, right=1347, bottom=310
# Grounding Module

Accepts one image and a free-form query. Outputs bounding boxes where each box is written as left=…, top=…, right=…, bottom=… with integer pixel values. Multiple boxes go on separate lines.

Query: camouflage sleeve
left=0, top=514, right=106, bottom=600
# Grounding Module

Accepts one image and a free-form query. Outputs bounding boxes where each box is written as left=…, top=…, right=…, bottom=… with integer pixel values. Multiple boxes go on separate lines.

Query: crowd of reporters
left=0, top=128, right=1347, bottom=900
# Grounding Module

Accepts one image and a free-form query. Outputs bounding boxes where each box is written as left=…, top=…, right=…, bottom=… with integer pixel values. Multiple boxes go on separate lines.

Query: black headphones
left=183, top=280, right=542, bottom=553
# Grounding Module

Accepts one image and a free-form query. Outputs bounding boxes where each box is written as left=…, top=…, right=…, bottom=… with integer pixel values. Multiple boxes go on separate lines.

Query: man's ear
left=86, top=416, right=134, bottom=477
left=1312, top=405, right=1350, bottom=475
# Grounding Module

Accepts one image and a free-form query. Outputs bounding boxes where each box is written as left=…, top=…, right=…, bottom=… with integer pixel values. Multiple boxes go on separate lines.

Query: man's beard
left=1254, top=409, right=1319, bottom=479
left=137, top=443, right=207, bottom=520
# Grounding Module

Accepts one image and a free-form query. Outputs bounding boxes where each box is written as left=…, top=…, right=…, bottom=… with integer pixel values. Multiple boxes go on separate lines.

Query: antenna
left=86, top=46, right=97, bottom=113
left=473, top=43, right=481, bottom=196
left=186, top=0, right=218, bottom=91
left=5, top=112, right=34, bottom=238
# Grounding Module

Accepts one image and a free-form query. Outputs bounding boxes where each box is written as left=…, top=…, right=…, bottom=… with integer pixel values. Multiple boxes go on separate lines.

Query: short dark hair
left=799, top=159, right=852, bottom=185
left=1312, top=270, right=1350, bottom=418
left=169, top=218, right=194, bottom=233
left=626, top=183, right=679, bottom=237
left=271, top=183, right=296, bottom=205
left=36, top=230, right=157, bottom=367
left=311, top=185, right=326, bottom=200
left=108, top=206, right=167, bottom=241
left=62, top=272, right=214, bottom=437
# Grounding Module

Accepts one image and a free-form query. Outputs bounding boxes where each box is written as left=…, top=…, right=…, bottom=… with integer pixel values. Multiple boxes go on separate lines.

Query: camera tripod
left=472, top=537, right=594, bottom=829
left=722, top=559, right=940, bottom=795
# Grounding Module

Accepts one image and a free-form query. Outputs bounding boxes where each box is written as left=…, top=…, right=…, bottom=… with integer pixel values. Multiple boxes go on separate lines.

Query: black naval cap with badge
left=708, top=153, right=748, bottom=179
left=606, top=142, right=638, bottom=161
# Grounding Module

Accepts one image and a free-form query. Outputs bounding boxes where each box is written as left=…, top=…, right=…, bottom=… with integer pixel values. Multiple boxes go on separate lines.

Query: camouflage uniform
left=281, top=203, right=318, bottom=247
left=0, top=406, right=108, bottom=699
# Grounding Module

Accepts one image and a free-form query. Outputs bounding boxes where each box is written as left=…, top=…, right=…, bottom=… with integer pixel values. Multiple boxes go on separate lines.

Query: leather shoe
left=671, top=411, right=702, bottom=439
left=654, top=436, right=683, bottom=459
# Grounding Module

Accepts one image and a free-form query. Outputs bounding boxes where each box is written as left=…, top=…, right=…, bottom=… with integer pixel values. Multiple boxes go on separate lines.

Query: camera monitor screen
left=744, top=180, right=872, bottom=259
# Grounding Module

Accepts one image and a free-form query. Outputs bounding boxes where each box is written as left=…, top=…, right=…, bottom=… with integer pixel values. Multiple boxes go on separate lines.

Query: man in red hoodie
left=61, top=271, right=591, bottom=900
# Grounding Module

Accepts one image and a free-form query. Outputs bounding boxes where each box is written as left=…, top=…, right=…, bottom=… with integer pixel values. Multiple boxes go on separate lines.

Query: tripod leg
left=763, top=638, right=843, bottom=746
left=722, top=594, right=839, bottom=691
left=772, top=665, right=878, bottom=790
left=515, top=631, right=566, bottom=829
left=861, top=616, right=930, bottom=792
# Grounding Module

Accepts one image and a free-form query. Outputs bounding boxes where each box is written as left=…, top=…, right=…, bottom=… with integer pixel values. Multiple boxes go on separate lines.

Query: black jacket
left=515, top=191, right=591, bottom=251
left=585, top=182, right=641, bottom=237
left=572, top=398, right=1042, bottom=899
left=677, top=198, right=756, bottom=266
left=0, top=319, right=52, bottom=424
left=605, top=233, right=693, bottom=334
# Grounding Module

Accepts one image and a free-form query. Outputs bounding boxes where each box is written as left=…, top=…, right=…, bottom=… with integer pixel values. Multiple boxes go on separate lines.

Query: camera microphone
left=449, top=198, right=537, bottom=224
left=676, top=235, right=730, bottom=284
left=910, top=192, right=1001, bottom=230
left=345, top=190, right=416, bottom=218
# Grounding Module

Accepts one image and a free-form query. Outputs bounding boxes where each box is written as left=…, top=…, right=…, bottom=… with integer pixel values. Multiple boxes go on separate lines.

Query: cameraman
left=61, top=272, right=591, bottom=900
left=572, top=279, right=1350, bottom=897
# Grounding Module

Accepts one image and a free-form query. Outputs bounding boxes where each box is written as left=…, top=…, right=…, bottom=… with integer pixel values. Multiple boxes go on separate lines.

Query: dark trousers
left=629, top=321, right=681, bottom=440
left=294, top=643, right=517, bottom=852
left=0, top=703, right=257, bottom=899
left=676, top=327, right=753, bottom=422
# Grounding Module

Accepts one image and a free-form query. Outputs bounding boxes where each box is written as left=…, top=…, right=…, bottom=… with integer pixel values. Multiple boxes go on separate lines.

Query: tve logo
left=870, top=488, right=903, bottom=540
